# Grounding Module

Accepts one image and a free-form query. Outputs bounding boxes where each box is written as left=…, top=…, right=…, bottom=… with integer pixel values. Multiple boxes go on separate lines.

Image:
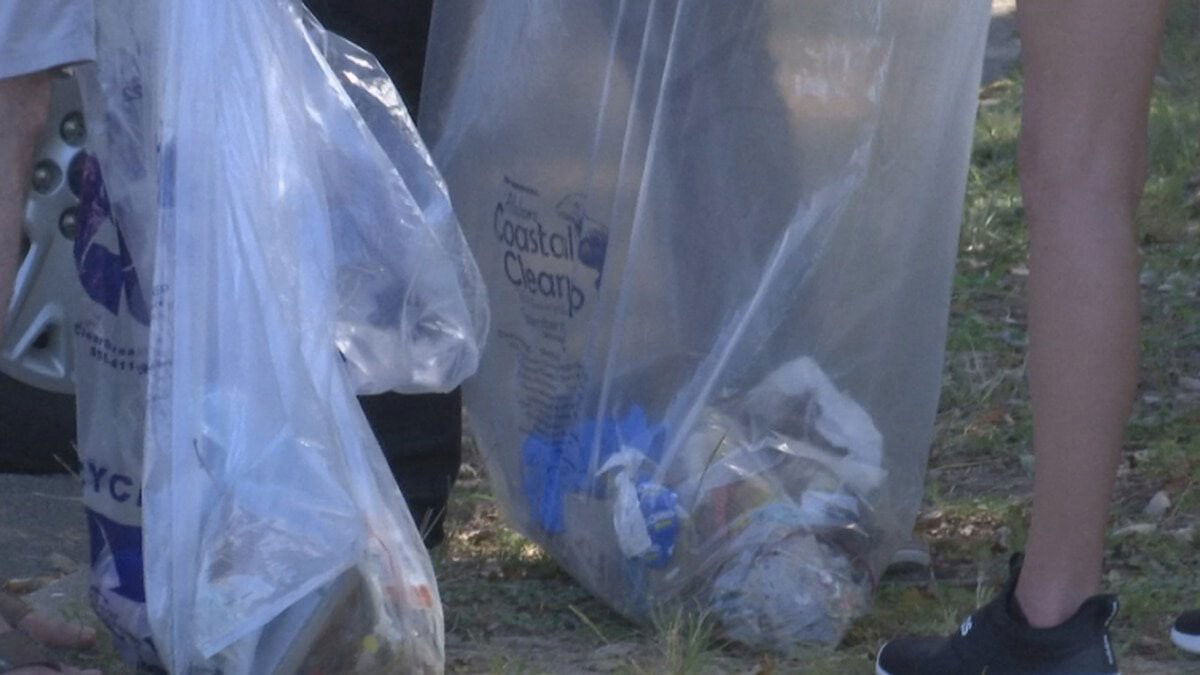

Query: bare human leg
left=1014, top=0, right=1168, bottom=628
left=876, top=4, right=1167, bottom=672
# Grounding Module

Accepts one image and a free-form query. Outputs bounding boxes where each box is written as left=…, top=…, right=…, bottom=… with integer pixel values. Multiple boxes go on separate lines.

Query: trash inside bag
left=421, top=0, right=990, bottom=650
left=75, top=0, right=483, bottom=671
left=314, top=18, right=488, bottom=395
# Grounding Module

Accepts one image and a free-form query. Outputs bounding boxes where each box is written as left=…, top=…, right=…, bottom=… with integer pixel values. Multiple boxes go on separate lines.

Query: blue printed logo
left=75, top=154, right=150, bottom=326
left=554, top=194, right=608, bottom=290
left=86, top=509, right=145, bottom=603
left=494, top=178, right=610, bottom=318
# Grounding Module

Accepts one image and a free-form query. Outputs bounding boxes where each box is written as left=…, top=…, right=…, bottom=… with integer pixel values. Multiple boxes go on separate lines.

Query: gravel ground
left=0, top=473, right=87, bottom=582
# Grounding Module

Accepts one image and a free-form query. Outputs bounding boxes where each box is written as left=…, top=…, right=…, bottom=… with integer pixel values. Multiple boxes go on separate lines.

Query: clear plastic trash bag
left=313, top=18, right=489, bottom=395
left=420, top=0, right=990, bottom=650
left=74, top=0, right=484, bottom=670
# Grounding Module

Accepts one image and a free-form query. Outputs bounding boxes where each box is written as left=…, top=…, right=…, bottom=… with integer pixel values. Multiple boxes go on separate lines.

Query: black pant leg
left=304, top=0, right=458, bottom=549
left=303, top=0, right=433, bottom=114
left=357, top=390, right=461, bottom=548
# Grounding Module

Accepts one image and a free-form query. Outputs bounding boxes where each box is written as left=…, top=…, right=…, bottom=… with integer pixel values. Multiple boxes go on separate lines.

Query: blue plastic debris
left=521, top=406, right=667, bottom=535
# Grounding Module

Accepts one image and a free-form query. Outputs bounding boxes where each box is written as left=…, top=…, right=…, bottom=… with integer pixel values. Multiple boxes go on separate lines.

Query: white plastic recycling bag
left=421, top=0, right=989, bottom=649
left=74, top=0, right=485, bottom=671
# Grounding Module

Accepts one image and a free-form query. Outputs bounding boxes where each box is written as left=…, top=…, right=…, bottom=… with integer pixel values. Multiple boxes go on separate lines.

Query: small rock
left=994, top=525, right=1012, bottom=551
left=996, top=330, right=1028, bottom=348
left=1134, top=634, right=1168, bottom=652
left=3, top=577, right=51, bottom=594
left=889, top=539, right=932, bottom=569
left=27, top=570, right=93, bottom=619
left=589, top=642, right=638, bottom=672
left=1113, top=523, right=1158, bottom=537
left=482, top=561, right=504, bottom=582
left=1143, top=491, right=1172, bottom=519
left=592, top=642, right=637, bottom=659
left=46, top=553, right=78, bottom=575
left=1018, top=452, right=1035, bottom=476
left=1181, top=376, right=1200, bottom=392
left=1170, top=526, right=1195, bottom=544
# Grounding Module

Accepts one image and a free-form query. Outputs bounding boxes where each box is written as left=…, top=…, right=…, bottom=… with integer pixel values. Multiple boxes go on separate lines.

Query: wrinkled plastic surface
left=75, top=0, right=482, bottom=671
left=422, top=0, right=989, bottom=650
left=315, top=17, right=488, bottom=395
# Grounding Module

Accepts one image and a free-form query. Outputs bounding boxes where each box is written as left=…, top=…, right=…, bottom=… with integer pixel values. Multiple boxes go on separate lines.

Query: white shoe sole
left=875, top=652, right=1123, bottom=675
left=1172, top=626, right=1200, bottom=654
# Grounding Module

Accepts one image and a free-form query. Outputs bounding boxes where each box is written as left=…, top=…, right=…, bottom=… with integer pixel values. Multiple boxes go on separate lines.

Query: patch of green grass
left=649, top=607, right=720, bottom=675
left=961, top=78, right=1026, bottom=277
left=1108, top=531, right=1200, bottom=658
left=849, top=583, right=980, bottom=646
left=1143, top=2, right=1200, bottom=244
left=487, top=654, right=538, bottom=674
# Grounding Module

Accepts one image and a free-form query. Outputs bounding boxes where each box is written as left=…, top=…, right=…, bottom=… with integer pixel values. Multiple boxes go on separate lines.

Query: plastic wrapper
left=314, top=19, right=488, bottom=395
left=421, top=0, right=989, bottom=650
left=74, top=0, right=485, bottom=670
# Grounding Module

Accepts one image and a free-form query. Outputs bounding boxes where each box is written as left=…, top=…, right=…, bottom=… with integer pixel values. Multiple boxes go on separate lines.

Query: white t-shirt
left=0, top=0, right=95, bottom=78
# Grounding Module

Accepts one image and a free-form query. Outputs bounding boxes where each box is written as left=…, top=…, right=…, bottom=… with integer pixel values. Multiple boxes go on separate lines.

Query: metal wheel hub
left=0, top=74, right=83, bottom=395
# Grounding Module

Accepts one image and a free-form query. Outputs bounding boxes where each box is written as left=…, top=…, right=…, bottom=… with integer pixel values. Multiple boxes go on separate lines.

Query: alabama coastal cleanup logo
left=76, top=153, right=150, bottom=327
left=494, top=177, right=608, bottom=318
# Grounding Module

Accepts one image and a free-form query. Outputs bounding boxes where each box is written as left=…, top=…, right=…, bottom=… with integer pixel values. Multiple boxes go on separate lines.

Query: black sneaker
left=876, top=556, right=1120, bottom=675
left=1171, top=609, right=1200, bottom=654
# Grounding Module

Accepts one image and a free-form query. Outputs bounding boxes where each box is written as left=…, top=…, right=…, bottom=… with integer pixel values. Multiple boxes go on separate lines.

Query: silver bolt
left=61, top=112, right=86, bottom=146
left=31, top=160, right=61, bottom=194
left=59, top=207, right=79, bottom=240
